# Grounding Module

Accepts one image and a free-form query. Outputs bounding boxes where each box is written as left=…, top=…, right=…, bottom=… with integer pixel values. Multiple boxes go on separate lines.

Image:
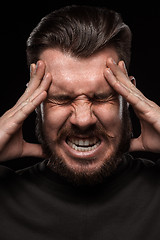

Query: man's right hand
left=0, top=61, right=51, bottom=162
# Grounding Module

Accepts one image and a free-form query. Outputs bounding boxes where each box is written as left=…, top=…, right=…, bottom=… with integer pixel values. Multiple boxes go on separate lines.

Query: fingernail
left=35, top=61, right=39, bottom=73
left=106, top=68, right=113, bottom=74
left=30, top=63, right=36, bottom=76
left=30, top=63, right=34, bottom=75
left=122, top=61, right=127, bottom=71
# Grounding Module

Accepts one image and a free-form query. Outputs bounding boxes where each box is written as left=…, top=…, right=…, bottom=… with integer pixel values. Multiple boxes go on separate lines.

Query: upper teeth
left=68, top=137, right=98, bottom=147
left=67, top=137, right=101, bottom=152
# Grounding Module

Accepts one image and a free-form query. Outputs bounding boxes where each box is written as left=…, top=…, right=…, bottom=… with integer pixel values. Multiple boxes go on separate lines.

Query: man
left=0, top=5, right=160, bottom=240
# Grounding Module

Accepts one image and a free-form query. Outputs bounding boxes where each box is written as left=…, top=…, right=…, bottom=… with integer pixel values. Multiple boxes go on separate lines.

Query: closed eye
left=47, top=92, right=118, bottom=106
left=92, top=92, right=118, bottom=103
left=47, top=95, right=73, bottom=105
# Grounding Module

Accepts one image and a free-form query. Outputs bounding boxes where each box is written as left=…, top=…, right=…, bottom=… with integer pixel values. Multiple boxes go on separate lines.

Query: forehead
left=40, top=48, right=119, bottom=97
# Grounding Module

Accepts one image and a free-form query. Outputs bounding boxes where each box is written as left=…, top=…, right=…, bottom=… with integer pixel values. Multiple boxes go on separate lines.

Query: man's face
left=38, top=49, right=131, bottom=185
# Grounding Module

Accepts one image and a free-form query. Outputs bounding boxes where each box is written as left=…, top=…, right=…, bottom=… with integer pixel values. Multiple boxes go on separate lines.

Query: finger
left=29, top=72, right=52, bottom=102
left=26, top=63, right=36, bottom=87
left=0, top=90, right=48, bottom=138
left=118, top=60, right=128, bottom=77
left=30, top=63, right=36, bottom=78
left=15, top=60, right=46, bottom=107
left=106, top=58, right=128, bottom=81
left=106, top=59, right=140, bottom=94
left=27, top=60, right=46, bottom=91
left=22, top=141, right=46, bottom=158
left=8, top=72, right=52, bottom=118
left=129, top=137, right=144, bottom=152
left=117, top=61, right=137, bottom=89
left=104, top=62, right=148, bottom=105
left=105, top=67, right=145, bottom=109
left=104, top=67, right=136, bottom=99
left=104, top=66, right=159, bottom=123
left=118, top=62, right=136, bottom=86
left=19, top=69, right=51, bottom=114
left=12, top=91, right=47, bottom=125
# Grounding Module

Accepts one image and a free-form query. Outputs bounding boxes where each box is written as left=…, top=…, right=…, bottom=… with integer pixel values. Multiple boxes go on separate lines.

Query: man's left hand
left=104, top=58, right=160, bottom=153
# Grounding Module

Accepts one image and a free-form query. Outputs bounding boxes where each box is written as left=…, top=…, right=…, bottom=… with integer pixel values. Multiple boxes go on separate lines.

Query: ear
left=129, top=76, right=136, bottom=86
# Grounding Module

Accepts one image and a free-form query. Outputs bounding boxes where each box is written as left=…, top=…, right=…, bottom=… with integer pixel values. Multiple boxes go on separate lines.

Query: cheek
left=41, top=104, right=71, bottom=137
left=93, top=104, right=122, bottom=134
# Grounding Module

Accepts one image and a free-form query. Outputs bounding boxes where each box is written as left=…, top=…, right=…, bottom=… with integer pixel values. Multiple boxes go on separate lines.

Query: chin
left=47, top=144, right=122, bottom=186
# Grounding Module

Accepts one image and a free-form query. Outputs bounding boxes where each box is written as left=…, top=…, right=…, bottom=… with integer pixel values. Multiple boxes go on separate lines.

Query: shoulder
left=0, top=165, right=17, bottom=180
left=124, top=153, right=160, bottom=183
left=0, top=160, right=47, bottom=182
left=16, top=160, right=48, bottom=178
left=124, top=153, right=159, bottom=169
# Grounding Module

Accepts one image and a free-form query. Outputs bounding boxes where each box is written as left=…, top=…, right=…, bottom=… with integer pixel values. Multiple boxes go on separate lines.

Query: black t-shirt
left=0, top=154, right=160, bottom=240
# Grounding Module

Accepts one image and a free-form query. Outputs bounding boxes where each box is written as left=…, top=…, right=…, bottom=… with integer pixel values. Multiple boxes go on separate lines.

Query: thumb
left=129, top=136, right=145, bottom=152
left=22, top=142, right=46, bottom=158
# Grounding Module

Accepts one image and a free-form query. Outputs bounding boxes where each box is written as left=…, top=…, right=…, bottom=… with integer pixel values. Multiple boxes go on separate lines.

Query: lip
left=62, top=137, right=105, bottom=160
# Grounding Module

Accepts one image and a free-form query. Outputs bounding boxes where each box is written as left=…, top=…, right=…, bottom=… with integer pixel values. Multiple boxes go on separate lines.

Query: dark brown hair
left=26, top=5, right=132, bottom=69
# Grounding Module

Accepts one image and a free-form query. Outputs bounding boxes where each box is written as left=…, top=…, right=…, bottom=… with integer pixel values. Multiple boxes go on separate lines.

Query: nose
left=69, top=99, right=97, bottom=131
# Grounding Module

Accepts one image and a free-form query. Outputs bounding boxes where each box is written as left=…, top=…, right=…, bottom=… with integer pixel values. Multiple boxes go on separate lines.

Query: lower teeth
left=67, top=140, right=100, bottom=152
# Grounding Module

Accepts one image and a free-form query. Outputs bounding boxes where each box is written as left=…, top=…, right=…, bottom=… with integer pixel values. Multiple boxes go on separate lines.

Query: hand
left=104, top=58, right=160, bottom=153
left=0, top=61, right=52, bottom=161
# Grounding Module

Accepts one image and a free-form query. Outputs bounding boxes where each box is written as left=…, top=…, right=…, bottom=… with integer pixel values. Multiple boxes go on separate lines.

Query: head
left=26, top=5, right=132, bottom=185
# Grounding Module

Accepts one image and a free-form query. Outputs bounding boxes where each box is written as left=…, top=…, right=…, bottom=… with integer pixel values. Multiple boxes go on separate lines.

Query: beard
left=36, top=101, right=132, bottom=186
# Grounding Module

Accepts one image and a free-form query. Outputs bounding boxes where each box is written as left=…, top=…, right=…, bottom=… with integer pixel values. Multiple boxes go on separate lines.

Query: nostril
left=70, top=116, right=97, bottom=131
left=70, top=109, right=96, bottom=128
left=70, top=122, right=98, bottom=135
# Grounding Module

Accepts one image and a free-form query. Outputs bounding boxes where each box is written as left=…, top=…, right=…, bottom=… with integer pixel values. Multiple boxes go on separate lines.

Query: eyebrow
left=93, top=92, right=110, bottom=99
left=49, top=94, right=74, bottom=101
left=49, top=91, right=117, bottom=101
left=93, top=91, right=117, bottom=99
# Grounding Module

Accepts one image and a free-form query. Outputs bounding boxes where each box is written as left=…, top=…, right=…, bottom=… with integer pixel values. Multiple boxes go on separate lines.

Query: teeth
left=67, top=137, right=101, bottom=152
left=68, top=137, right=98, bottom=147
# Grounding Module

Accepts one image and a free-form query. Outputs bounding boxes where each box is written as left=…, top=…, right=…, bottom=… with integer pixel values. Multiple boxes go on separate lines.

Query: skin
left=39, top=49, right=125, bottom=174
left=0, top=47, right=160, bottom=166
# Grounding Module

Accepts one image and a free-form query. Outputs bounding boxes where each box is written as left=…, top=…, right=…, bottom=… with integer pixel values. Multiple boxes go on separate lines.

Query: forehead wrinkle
left=49, top=83, right=113, bottom=101
left=49, top=70, right=106, bottom=98
left=49, top=73, right=112, bottom=98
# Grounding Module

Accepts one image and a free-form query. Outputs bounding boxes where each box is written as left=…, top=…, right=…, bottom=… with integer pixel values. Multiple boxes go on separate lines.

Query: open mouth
left=66, top=137, right=101, bottom=152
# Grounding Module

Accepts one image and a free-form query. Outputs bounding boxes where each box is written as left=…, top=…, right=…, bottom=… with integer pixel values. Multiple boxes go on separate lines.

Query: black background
left=1, top=1, right=160, bottom=169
